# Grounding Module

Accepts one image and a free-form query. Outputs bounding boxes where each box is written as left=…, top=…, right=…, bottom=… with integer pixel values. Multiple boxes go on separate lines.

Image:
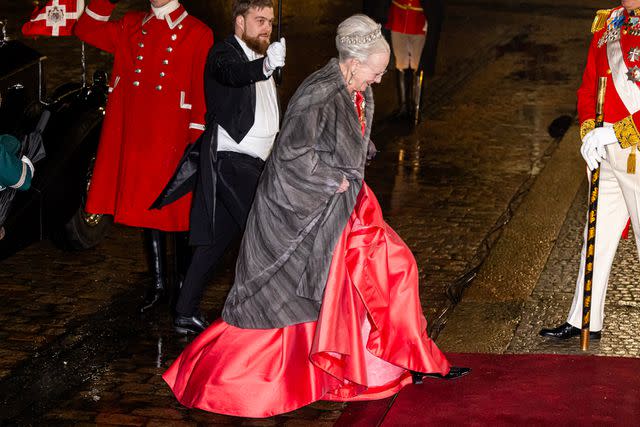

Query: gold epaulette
left=592, top=9, right=612, bottom=33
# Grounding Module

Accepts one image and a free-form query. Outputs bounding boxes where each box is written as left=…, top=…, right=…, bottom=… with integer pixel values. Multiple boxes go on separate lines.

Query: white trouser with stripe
left=567, top=139, right=640, bottom=331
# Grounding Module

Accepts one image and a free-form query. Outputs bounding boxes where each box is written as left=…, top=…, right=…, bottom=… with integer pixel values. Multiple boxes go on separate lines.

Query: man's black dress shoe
left=174, top=313, right=209, bottom=335
left=411, top=366, right=471, bottom=384
left=539, top=322, right=601, bottom=340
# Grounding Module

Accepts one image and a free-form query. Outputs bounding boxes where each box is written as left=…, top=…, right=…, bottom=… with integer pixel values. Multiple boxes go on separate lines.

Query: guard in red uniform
left=75, top=0, right=213, bottom=311
left=540, top=1, right=640, bottom=340
left=385, top=0, right=442, bottom=119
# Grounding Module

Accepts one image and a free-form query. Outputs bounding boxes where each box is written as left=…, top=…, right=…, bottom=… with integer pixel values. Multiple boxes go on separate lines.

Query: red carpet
left=335, top=353, right=640, bottom=426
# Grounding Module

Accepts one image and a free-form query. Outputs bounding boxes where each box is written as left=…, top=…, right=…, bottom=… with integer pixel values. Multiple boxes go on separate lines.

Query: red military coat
left=386, top=0, right=426, bottom=35
left=578, top=6, right=640, bottom=149
left=75, top=0, right=213, bottom=231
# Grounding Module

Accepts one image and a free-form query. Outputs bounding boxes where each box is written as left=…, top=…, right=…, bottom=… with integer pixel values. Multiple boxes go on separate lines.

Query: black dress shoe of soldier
left=539, top=322, right=601, bottom=340
left=174, top=313, right=209, bottom=335
left=411, top=366, right=471, bottom=384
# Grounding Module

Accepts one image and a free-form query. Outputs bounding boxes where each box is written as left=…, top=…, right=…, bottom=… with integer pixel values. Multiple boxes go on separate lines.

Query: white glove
left=580, top=127, right=617, bottom=170
left=263, top=38, right=286, bottom=76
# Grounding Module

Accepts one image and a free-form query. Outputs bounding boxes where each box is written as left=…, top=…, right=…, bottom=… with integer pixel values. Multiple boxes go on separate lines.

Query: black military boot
left=394, top=69, right=408, bottom=118
left=412, top=69, right=425, bottom=125
left=140, top=228, right=167, bottom=313
left=405, top=68, right=415, bottom=118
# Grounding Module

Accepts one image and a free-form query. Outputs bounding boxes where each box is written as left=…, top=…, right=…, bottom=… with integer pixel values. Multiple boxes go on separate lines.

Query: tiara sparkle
left=339, top=25, right=382, bottom=45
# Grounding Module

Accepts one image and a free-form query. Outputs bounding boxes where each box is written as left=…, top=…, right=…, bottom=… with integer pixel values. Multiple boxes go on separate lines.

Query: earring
left=348, top=70, right=355, bottom=85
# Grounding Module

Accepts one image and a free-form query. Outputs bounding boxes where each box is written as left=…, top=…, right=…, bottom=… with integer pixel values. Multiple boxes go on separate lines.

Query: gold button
left=171, top=34, right=177, bottom=41
left=607, top=69, right=612, bottom=74
left=624, top=30, right=629, bottom=35
left=163, top=59, right=169, bottom=65
left=178, top=24, right=183, bottom=30
left=137, top=55, right=143, bottom=60
left=135, top=68, right=141, bottom=74
left=156, top=85, right=162, bottom=91
left=133, top=81, right=140, bottom=86
left=138, top=42, right=144, bottom=48
left=166, top=47, right=173, bottom=52
left=160, top=72, right=166, bottom=77
left=142, top=29, right=147, bottom=35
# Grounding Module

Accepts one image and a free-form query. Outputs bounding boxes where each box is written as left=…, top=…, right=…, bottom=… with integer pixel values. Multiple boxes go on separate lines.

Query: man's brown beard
left=242, top=33, right=270, bottom=55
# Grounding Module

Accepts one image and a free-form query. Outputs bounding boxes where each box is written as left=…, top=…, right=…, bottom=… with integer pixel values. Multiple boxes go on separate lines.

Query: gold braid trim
left=580, top=119, right=596, bottom=141
left=591, top=9, right=611, bottom=34
left=614, top=116, right=640, bottom=149
left=391, top=1, right=423, bottom=12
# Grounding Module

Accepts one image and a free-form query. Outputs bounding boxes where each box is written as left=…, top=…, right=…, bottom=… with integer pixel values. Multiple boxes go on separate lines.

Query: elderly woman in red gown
left=163, top=14, right=469, bottom=418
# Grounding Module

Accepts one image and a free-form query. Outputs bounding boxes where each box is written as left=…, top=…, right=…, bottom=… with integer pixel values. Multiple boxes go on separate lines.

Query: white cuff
left=10, top=156, right=34, bottom=189
left=10, top=162, right=28, bottom=189
left=85, top=7, right=110, bottom=22
left=21, top=156, right=34, bottom=177
left=263, top=60, right=274, bottom=77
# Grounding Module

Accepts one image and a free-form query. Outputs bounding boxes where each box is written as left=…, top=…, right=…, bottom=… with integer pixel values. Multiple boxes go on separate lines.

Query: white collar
left=234, top=35, right=264, bottom=60
left=151, top=0, right=180, bottom=19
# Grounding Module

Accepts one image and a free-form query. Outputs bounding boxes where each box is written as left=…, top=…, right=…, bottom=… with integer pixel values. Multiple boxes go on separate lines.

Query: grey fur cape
left=222, top=58, right=374, bottom=329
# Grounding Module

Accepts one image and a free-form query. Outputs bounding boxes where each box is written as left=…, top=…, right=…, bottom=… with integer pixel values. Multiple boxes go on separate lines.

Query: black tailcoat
left=152, top=35, right=277, bottom=245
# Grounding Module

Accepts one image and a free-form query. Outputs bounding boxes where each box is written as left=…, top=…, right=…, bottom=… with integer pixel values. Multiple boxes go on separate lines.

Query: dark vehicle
left=0, top=24, right=111, bottom=260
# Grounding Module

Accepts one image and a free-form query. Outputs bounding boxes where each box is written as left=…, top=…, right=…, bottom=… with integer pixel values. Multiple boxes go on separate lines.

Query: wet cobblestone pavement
left=2, top=0, right=639, bottom=425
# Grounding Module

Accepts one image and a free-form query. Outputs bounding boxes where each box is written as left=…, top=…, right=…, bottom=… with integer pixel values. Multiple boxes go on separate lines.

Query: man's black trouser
left=175, top=151, right=264, bottom=317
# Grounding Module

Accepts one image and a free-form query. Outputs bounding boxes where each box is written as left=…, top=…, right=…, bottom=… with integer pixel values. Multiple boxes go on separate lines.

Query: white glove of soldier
left=263, top=38, right=286, bottom=77
left=580, top=127, right=617, bottom=170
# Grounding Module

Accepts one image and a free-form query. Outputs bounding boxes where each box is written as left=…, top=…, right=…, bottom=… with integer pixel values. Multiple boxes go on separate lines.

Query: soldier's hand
left=264, top=38, right=286, bottom=75
left=580, top=127, right=617, bottom=170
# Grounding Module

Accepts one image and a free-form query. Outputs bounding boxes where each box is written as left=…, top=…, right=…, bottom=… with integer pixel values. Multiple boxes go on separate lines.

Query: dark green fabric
left=0, top=134, right=31, bottom=190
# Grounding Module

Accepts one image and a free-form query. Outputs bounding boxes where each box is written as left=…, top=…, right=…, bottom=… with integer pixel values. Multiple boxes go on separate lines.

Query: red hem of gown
left=163, top=183, right=450, bottom=418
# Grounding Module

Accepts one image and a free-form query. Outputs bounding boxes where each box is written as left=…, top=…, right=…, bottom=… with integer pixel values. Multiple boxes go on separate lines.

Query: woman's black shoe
left=411, top=366, right=471, bottom=384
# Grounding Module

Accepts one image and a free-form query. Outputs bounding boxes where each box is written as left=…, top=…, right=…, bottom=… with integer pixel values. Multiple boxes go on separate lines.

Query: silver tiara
left=339, top=25, right=382, bottom=45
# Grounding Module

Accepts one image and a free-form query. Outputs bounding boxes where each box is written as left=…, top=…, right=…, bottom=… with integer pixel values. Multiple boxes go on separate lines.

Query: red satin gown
left=163, top=92, right=451, bottom=418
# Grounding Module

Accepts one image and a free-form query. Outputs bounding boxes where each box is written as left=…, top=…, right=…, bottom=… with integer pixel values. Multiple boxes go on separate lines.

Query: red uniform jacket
left=75, top=0, right=213, bottom=231
left=578, top=6, right=640, bottom=149
left=386, top=0, right=426, bottom=35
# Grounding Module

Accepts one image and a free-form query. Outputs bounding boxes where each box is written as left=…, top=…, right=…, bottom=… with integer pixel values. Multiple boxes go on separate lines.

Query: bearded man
left=159, top=0, right=285, bottom=334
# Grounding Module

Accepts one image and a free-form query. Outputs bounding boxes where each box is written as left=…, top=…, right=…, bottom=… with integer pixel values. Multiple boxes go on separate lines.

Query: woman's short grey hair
left=336, top=14, right=390, bottom=63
